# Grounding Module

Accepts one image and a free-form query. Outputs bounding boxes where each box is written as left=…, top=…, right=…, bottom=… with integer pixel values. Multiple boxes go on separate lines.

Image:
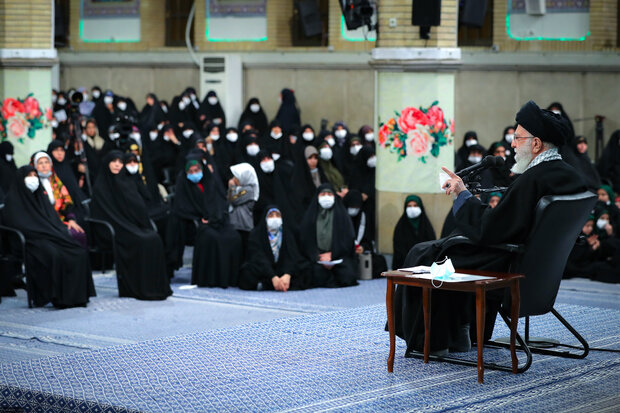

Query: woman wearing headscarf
left=0, top=141, right=17, bottom=196
left=317, top=140, right=348, bottom=197
left=572, top=136, right=601, bottom=191
left=234, top=132, right=261, bottom=168
left=239, top=206, right=310, bottom=291
left=47, top=141, right=88, bottom=220
left=485, top=142, right=514, bottom=188
left=597, top=130, right=620, bottom=194
left=138, top=93, right=166, bottom=134
left=1, top=166, right=95, bottom=308
left=392, top=195, right=436, bottom=270
left=292, top=146, right=327, bottom=210
left=299, top=183, right=358, bottom=288
left=359, top=125, right=375, bottom=150
left=169, top=158, right=241, bottom=287
left=228, top=162, right=259, bottom=261
left=332, top=121, right=350, bottom=174
left=199, top=90, right=226, bottom=131
left=150, top=124, right=182, bottom=182
left=344, top=189, right=387, bottom=278
left=238, top=97, right=268, bottom=136
left=455, top=131, right=479, bottom=172
left=274, top=88, right=301, bottom=133
left=32, top=151, right=87, bottom=248
left=91, top=151, right=171, bottom=300
left=497, top=125, right=516, bottom=166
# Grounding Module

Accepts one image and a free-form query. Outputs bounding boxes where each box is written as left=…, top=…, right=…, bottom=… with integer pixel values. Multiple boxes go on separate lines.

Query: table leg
left=510, top=280, right=520, bottom=374
left=422, top=287, right=431, bottom=364
left=476, top=287, right=486, bottom=384
left=386, top=278, right=395, bottom=373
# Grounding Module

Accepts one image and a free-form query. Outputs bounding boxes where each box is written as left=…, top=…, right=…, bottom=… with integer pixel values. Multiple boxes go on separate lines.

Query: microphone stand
left=461, top=171, right=508, bottom=195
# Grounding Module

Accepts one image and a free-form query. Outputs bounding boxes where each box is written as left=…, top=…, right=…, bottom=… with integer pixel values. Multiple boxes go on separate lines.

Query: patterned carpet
left=0, top=269, right=619, bottom=412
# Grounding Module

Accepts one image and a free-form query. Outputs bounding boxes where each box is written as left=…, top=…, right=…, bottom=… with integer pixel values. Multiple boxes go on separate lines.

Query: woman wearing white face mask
left=455, top=131, right=479, bottom=172
left=392, top=195, right=436, bottom=271
left=358, top=125, right=375, bottom=149
left=238, top=97, right=268, bottom=135
left=299, top=184, right=359, bottom=288
left=238, top=206, right=310, bottom=291
left=317, top=141, right=348, bottom=197
left=199, top=90, right=226, bottom=130
left=1, top=165, right=95, bottom=308
left=0, top=141, right=17, bottom=196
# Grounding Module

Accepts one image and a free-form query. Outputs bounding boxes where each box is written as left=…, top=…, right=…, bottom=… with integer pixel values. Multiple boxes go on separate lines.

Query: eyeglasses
left=514, top=135, right=535, bottom=140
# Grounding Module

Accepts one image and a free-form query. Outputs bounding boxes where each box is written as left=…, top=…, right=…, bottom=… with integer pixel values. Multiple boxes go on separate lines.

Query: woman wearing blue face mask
left=166, top=157, right=242, bottom=287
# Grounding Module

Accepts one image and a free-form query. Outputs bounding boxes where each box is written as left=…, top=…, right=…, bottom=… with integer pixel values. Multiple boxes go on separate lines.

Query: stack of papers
left=317, top=259, right=344, bottom=266
left=397, top=266, right=495, bottom=282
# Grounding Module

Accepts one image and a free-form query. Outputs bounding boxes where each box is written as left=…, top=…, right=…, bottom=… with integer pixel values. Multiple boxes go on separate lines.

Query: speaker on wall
left=411, top=0, right=441, bottom=27
left=296, top=0, right=323, bottom=37
left=460, top=0, right=488, bottom=27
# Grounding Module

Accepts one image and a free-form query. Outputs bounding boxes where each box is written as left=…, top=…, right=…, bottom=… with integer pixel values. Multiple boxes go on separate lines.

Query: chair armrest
left=84, top=217, right=116, bottom=239
left=193, top=219, right=200, bottom=228
left=442, top=235, right=524, bottom=254
left=149, top=219, right=158, bottom=232
left=0, top=225, right=27, bottom=264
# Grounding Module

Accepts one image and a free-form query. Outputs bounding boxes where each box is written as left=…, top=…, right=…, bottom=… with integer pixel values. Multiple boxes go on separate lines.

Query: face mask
left=367, top=156, right=377, bottom=168
left=266, top=217, right=282, bottom=231
left=208, top=96, right=218, bottom=105
left=226, top=133, right=238, bottom=142
left=348, top=207, right=360, bottom=217
left=104, top=96, right=114, bottom=105
left=38, top=171, right=52, bottom=179
left=52, top=94, right=57, bottom=104
left=187, top=171, right=203, bottom=183
left=246, top=144, right=259, bottom=156
left=149, top=131, right=158, bottom=141
left=126, top=164, right=139, bottom=174
left=319, top=147, right=333, bottom=161
left=505, top=134, right=514, bottom=143
left=206, top=143, right=213, bottom=152
left=183, top=97, right=191, bottom=105
left=210, top=133, right=220, bottom=141
left=57, top=97, right=66, bottom=106
left=250, top=103, right=260, bottom=113
left=302, top=132, right=314, bottom=141
left=213, top=118, right=222, bottom=125
left=109, top=132, right=120, bottom=140
left=596, top=219, right=608, bottom=230
left=190, top=93, right=197, bottom=101
left=92, top=90, right=101, bottom=99
left=161, top=105, right=168, bottom=114
left=272, top=153, right=281, bottom=161
left=271, top=131, right=282, bottom=140
left=326, top=137, right=335, bottom=147
left=468, top=155, right=482, bottom=163
left=130, top=132, right=141, bottom=141
left=24, top=176, right=40, bottom=192
left=318, top=195, right=335, bottom=209
left=350, top=144, right=362, bottom=156
left=365, top=132, right=374, bottom=142
left=178, top=101, right=187, bottom=111
left=83, top=93, right=89, bottom=102
left=260, top=159, right=275, bottom=173
left=182, top=129, right=194, bottom=138
left=5, top=154, right=13, bottom=162
left=465, top=139, right=477, bottom=147
left=51, top=119, right=59, bottom=128
left=406, top=206, right=422, bottom=219
left=552, top=109, right=562, bottom=115
left=335, top=129, right=347, bottom=139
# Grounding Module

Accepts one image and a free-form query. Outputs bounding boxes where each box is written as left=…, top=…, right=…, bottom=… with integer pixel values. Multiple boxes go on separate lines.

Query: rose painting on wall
left=0, top=95, right=51, bottom=143
left=375, top=72, right=455, bottom=193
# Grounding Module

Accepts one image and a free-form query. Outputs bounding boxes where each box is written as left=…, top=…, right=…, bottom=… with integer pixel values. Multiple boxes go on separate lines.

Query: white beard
left=510, top=141, right=533, bottom=175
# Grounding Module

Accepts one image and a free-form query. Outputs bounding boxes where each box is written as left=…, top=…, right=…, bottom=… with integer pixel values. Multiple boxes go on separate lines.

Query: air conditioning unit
left=525, top=0, right=546, bottom=16
left=199, top=54, right=243, bottom=127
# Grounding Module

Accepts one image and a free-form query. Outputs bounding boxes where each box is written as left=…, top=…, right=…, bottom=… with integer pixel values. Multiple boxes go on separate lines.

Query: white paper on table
left=317, top=259, right=344, bottom=266
left=439, top=171, right=450, bottom=191
left=397, top=269, right=495, bottom=282
left=397, top=266, right=431, bottom=274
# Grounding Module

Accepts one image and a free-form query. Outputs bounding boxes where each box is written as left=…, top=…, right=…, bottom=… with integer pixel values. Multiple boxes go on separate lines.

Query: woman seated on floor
left=31, top=150, right=87, bottom=248
left=91, top=151, right=172, bottom=300
left=168, top=157, right=241, bottom=288
left=1, top=166, right=95, bottom=308
left=299, top=183, right=358, bottom=288
left=238, top=206, right=310, bottom=291
left=392, top=195, right=436, bottom=271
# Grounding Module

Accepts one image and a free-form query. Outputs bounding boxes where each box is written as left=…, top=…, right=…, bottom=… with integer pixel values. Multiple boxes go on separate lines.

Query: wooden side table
left=383, top=269, right=524, bottom=383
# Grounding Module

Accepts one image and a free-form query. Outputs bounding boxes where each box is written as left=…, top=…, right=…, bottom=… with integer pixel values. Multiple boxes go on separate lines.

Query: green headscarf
left=600, top=185, right=615, bottom=203
left=404, top=194, right=423, bottom=230
left=185, top=159, right=200, bottom=172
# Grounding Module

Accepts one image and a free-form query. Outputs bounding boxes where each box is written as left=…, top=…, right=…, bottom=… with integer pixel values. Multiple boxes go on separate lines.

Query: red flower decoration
left=23, top=96, right=41, bottom=118
left=408, top=127, right=430, bottom=156
left=426, top=105, right=445, bottom=132
left=1, top=98, right=25, bottom=120
left=398, top=106, right=429, bottom=134
left=378, top=121, right=393, bottom=146
left=45, top=107, right=53, bottom=120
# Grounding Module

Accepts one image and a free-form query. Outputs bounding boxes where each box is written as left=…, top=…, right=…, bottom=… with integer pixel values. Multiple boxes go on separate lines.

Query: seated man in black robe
left=393, top=100, right=587, bottom=355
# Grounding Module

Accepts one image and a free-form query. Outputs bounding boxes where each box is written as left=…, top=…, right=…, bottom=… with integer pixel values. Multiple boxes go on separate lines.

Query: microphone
left=456, top=155, right=504, bottom=178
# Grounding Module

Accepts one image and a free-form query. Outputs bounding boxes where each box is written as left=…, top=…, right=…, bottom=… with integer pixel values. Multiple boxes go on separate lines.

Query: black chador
left=392, top=195, right=436, bottom=271
left=91, top=151, right=171, bottom=300
left=2, top=166, right=95, bottom=308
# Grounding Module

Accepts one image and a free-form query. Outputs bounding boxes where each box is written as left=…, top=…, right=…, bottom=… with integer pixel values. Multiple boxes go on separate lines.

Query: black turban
left=515, top=100, right=571, bottom=146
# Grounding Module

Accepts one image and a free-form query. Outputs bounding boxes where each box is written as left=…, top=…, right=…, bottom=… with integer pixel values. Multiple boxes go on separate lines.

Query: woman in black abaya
left=597, top=130, right=620, bottom=194
left=392, top=195, right=436, bottom=271
left=2, top=166, right=95, bottom=308
left=91, top=151, right=171, bottom=300
left=238, top=206, right=310, bottom=291
left=199, top=90, right=226, bottom=131
left=299, top=183, right=358, bottom=288
left=571, top=136, right=601, bottom=192
left=292, top=145, right=327, bottom=211
left=0, top=141, right=17, bottom=195
left=47, top=140, right=88, bottom=220
left=455, top=131, right=479, bottom=172
left=274, top=88, right=301, bottom=133
left=238, top=97, right=268, bottom=136
left=139, top=92, right=166, bottom=133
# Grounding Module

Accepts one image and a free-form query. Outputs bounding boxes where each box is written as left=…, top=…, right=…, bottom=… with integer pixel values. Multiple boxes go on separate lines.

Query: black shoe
left=449, top=324, right=472, bottom=353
